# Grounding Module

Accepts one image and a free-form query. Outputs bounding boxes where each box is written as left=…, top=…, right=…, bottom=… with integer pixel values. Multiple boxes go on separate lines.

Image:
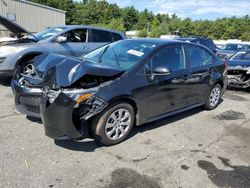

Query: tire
left=203, top=84, right=222, bottom=110
left=91, top=102, right=135, bottom=146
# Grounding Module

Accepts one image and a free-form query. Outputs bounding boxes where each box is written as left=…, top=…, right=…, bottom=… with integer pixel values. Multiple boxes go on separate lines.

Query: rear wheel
left=204, top=84, right=222, bottom=110
left=91, top=102, right=135, bottom=146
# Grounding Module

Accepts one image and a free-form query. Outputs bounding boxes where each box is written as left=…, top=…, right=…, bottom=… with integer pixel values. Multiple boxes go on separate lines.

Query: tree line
left=30, top=0, right=250, bottom=41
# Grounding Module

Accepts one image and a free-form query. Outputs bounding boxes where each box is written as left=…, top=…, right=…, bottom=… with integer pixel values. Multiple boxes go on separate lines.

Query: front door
left=54, top=29, right=89, bottom=57
left=140, top=45, right=191, bottom=121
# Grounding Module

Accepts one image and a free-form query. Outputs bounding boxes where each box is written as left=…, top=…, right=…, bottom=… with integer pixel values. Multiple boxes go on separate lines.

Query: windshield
left=34, top=27, right=67, bottom=41
left=82, top=40, right=158, bottom=70
left=221, top=44, right=242, bottom=51
left=230, top=51, right=250, bottom=61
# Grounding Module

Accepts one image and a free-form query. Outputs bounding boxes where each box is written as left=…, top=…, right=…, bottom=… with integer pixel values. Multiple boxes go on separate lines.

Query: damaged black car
left=226, top=50, right=250, bottom=89
left=12, top=39, right=227, bottom=145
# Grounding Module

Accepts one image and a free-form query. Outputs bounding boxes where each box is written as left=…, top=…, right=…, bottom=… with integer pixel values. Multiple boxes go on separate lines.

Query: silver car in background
left=0, top=16, right=126, bottom=76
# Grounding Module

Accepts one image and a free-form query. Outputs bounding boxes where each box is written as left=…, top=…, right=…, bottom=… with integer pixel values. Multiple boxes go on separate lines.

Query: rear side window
left=187, top=46, right=213, bottom=67
left=151, top=45, right=186, bottom=71
left=112, top=33, right=123, bottom=42
left=91, top=29, right=112, bottom=42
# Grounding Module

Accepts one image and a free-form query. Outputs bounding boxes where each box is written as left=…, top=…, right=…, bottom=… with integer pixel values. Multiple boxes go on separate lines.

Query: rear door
left=185, top=44, right=216, bottom=104
left=87, top=29, right=114, bottom=53
left=54, top=28, right=89, bottom=57
left=140, top=44, right=191, bottom=120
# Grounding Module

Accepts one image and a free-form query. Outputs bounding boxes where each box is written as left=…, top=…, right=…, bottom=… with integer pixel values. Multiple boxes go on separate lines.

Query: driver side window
left=61, top=29, right=87, bottom=43
left=150, top=45, right=186, bottom=72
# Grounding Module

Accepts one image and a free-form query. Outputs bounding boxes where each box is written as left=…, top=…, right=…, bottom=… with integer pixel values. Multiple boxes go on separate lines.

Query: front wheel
left=91, top=102, right=135, bottom=146
left=203, top=84, right=222, bottom=110
left=18, top=55, right=40, bottom=76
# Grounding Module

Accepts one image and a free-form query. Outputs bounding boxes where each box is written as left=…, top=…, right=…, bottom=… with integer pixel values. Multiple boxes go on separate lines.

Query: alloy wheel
left=23, top=64, right=35, bottom=75
left=105, top=108, right=132, bottom=140
left=209, top=86, right=221, bottom=107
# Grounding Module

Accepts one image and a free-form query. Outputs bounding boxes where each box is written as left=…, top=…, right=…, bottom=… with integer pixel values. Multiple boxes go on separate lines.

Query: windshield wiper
left=111, top=47, right=121, bottom=67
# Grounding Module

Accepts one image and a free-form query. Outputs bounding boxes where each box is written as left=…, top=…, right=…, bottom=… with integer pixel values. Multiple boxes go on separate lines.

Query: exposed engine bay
left=12, top=53, right=124, bottom=124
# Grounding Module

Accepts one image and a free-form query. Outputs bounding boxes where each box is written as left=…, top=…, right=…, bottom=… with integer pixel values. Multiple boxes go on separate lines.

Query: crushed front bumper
left=40, top=92, right=82, bottom=139
left=11, top=79, right=42, bottom=118
left=40, top=91, right=107, bottom=140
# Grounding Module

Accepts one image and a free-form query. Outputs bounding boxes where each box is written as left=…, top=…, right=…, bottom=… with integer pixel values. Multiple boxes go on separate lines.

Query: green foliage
left=29, top=0, right=77, bottom=24
left=138, top=28, right=147, bottom=38
left=29, top=0, right=250, bottom=41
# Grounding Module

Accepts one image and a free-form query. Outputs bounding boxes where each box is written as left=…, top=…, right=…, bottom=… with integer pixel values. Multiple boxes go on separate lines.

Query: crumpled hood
left=23, top=53, right=125, bottom=88
left=227, top=60, right=250, bottom=68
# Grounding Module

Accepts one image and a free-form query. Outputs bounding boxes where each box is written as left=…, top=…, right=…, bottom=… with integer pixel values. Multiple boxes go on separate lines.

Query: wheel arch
left=214, top=79, right=224, bottom=89
left=107, top=96, right=140, bottom=125
left=15, top=51, right=44, bottom=68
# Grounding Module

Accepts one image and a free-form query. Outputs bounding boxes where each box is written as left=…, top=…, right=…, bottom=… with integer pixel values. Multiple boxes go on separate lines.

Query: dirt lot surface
left=0, top=78, right=250, bottom=188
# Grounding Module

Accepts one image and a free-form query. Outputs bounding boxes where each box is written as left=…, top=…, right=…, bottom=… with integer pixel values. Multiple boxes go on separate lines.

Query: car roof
left=52, top=25, right=125, bottom=35
left=236, top=49, right=250, bottom=53
left=226, top=43, right=249, bottom=46
left=124, top=38, right=200, bottom=46
left=177, top=37, right=210, bottom=40
left=177, top=37, right=197, bottom=40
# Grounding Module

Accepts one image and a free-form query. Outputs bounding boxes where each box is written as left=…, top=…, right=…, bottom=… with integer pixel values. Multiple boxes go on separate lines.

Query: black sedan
left=226, top=50, right=250, bottom=89
left=12, top=39, right=227, bottom=145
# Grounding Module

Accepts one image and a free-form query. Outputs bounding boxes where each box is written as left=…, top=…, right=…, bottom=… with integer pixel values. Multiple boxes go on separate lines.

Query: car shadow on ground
left=55, top=106, right=205, bottom=152
left=54, top=139, right=99, bottom=152
left=0, top=77, right=12, bottom=86
left=129, top=106, right=204, bottom=138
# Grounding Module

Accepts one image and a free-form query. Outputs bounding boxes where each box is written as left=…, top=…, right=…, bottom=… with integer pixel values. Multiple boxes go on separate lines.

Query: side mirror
left=151, top=66, right=171, bottom=79
left=55, top=36, right=67, bottom=43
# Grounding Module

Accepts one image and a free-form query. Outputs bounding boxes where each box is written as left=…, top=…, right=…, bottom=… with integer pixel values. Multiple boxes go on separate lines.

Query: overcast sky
left=106, top=0, right=250, bottom=20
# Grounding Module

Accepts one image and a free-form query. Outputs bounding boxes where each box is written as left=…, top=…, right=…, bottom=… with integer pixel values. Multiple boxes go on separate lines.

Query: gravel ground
left=0, top=78, right=250, bottom=188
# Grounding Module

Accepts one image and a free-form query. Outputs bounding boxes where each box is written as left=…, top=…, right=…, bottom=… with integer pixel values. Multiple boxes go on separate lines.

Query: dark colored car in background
left=176, top=37, right=217, bottom=53
left=226, top=50, right=250, bottom=89
left=216, top=43, right=250, bottom=60
left=12, top=39, right=227, bottom=145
